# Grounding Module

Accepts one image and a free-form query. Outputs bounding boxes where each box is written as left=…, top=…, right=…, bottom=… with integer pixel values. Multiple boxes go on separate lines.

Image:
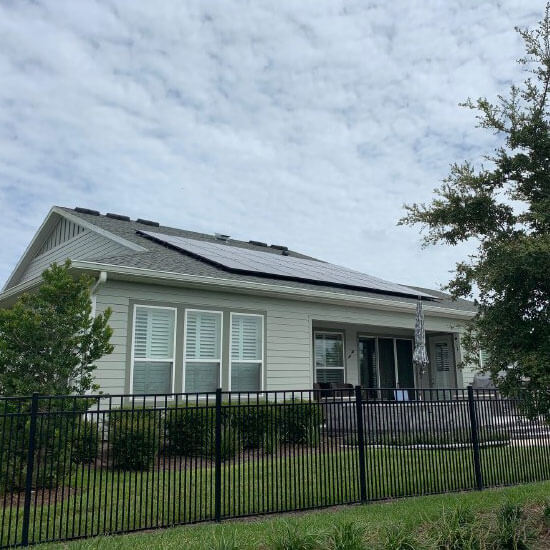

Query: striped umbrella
left=413, top=297, right=429, bottom=375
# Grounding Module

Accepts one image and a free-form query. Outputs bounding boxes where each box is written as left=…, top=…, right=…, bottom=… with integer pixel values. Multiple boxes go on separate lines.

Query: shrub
left=278, top=402, right=323, bottom=446
left=33, top=418, right=71, bottom=488
left=165, top=406, right=215, bottom=456
left=1, top=399, right=95, bottom=492
left=207, top=531, right=240, bottom=550
left=380, top=525, right=419, bottom=550
left=327, top=521, right=365, bottom=550
left=431, top=506, right=484, bottom=549
left=71, top=419, right=100, bottom=464
left=492, top=502, right=532, bottom=550
left=267, top=522, right=323, bottom=550
left=109, top=410, right=159, bottom=470
left=0, top=408, right=29, bottom=493
left=206, top=422, right=242, bottom=461
left=0, top=451, right=26, bottom=494
left=231, top=405, right=270, bottom=449
left=262, top=425, right=282, bottom=455
left=166, top=400, right=323, bottom=458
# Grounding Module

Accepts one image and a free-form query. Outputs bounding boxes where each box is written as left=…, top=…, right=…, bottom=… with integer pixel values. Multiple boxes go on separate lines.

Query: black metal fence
left=1, top=387, right=550, bottom=547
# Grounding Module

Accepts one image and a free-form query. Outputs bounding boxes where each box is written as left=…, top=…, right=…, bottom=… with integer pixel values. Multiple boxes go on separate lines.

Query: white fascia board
left=2, top=207, right=59, bottom=291
left=0, top=276, right=42, bottom=305
left=69, top=260, right=477, bottom=320
left=1, top=207, right=147, bottom=292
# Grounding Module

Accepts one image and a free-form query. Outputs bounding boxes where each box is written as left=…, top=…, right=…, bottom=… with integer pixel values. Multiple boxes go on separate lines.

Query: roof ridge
left=60, top=206, right=318, bottom=260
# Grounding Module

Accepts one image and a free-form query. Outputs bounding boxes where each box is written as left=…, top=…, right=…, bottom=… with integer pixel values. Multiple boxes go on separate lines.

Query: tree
left=0, top=260, right=113, bottom=396
left=400, top=6, right=550, bottom=415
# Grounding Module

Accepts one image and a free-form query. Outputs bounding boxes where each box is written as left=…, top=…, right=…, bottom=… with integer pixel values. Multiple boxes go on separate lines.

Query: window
left=184, top=310, right=222, bottom=392
left=435, top=342, right=450, bottom=372
left=132, top=306, right=176, bottom=394
left=230, top=313, right=263, bottom=391
left=314, top=332, right=345, bottom=384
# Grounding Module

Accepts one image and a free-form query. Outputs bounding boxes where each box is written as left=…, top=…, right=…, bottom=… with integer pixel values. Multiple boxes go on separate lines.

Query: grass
left=37, top=481, right=550, bottom=549
left=2, top=441, right=550, bottom=547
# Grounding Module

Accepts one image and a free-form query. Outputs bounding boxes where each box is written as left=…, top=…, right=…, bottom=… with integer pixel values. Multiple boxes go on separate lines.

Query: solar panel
left=138, top=230, right=435, bottom=299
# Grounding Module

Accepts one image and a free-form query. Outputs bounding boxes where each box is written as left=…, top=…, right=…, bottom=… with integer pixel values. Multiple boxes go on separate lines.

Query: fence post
left=21, top=392, right=39, bottom=546
left=467, top=385, right=483, bottom=491
left=354, top=386, right=367, bottom=503
left=214, top=388, right=222, bottom=522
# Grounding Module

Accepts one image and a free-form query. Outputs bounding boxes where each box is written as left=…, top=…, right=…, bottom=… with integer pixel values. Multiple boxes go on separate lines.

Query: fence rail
left=1, top=387, right=549, bottom=547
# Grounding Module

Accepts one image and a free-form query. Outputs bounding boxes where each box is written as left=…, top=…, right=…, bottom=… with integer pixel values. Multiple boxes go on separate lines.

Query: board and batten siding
left=93, top=280, right=470, bottom=394
left=14, top=230, right=131, bottom=287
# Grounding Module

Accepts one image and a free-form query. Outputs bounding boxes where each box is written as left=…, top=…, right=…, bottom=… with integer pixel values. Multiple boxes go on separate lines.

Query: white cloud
left=0, top=0, right=542, bottom=290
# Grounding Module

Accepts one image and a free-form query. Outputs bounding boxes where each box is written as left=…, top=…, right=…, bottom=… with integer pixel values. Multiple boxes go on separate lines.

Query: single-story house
left=0, top=206, right=478, bottom=396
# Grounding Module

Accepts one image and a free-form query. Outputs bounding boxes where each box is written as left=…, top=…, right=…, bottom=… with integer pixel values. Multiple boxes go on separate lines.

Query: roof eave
left=68, top=260, right=477, bottom=320
left=2, top=207, right=148, bottom=292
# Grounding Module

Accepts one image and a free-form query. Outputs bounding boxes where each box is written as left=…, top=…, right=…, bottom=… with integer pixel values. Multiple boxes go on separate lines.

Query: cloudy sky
left=0, top=1, right=542, bottom=291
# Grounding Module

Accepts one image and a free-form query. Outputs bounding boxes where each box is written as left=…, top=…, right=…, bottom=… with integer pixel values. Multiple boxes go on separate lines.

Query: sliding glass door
left=358, top=336, right=414, bottom=399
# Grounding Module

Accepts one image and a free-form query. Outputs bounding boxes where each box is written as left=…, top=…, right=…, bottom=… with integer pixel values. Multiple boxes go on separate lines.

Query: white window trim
left=313, top=330, right=346, bottom=383
left=228, top=312, right=264, bottom=392
left=183, top=308, right=223, bottom=393
left=130, top=304, right=178, bottom=394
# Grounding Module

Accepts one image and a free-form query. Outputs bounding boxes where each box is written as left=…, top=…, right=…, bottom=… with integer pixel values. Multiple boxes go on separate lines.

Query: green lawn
left=40, top=481, right=550, bottom=549
left=2, top=443, right=550, bottom=547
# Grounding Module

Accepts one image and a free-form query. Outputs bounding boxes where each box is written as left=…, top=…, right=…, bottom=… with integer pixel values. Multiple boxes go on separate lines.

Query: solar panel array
left=138, top=230, right=434, bottom=299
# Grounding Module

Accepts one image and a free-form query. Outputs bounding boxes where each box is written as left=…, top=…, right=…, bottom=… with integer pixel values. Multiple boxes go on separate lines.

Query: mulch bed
left=0, top=486, right=78, bottom=509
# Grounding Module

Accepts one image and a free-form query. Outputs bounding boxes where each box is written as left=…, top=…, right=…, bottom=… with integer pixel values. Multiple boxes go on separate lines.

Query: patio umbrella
left=413, top=297, right=429, bottom=376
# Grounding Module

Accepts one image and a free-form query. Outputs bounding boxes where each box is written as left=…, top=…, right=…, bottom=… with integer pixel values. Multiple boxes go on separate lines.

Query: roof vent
left=106, top=212, right=130, bottom=221
left=270, top=244, right=289, bottom=252
left=249, top=240, right=268, bottom=247
left=215, top=233, right=230, bottom=242
left=75, top=207, right=100, bottom=216
left=136, top=218, right=160, bottom=227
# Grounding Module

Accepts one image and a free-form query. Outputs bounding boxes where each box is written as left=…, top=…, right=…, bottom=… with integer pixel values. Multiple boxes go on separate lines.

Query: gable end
left=36, top=218, right=85, bottom=257
left=3, top=208, right=145, bottom=291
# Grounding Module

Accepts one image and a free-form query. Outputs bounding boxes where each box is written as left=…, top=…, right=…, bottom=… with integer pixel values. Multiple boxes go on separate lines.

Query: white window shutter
left=186, top=311, right=221, bottom=360
left=134, top=308, right=149, bottom=358
left=134, top=307, right=175, bottom=359
left=231, top=315, right=262, bottom=361
left=435, top=343, right=450, bottom=372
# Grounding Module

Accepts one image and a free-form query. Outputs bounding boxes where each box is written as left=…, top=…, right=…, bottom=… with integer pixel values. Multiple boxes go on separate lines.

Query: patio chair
left=313, top=382, right=332, bottom=400
left=329, top=382, right=354, bottom=399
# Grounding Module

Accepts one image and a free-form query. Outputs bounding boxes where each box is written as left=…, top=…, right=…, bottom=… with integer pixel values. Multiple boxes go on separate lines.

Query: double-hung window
left=132, top=306, right=176, bottom=394
left=184, top=310, right=222, bottom=392
left=314, top=331, right=345, bottom=384
left=230, top=313, right=263, bottom=391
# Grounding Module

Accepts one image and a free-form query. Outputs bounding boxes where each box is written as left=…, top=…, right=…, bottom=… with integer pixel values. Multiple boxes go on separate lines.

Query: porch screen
left=314, top=332, right=345, bottom=384
left=231, top=314, right=263, bottom=391
left=132, top=306, right=175, bottom=394
left=185, top=310, right=222, bottom=392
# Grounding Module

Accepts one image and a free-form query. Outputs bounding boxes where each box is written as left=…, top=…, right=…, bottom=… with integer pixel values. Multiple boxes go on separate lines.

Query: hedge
left=108, top=410, right=161, bottom=470
left=165, top=401, right=324, bottom=459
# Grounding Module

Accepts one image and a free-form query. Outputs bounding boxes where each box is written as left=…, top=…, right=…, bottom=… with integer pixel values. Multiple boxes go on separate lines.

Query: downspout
left=90, top=271, right=107, bottom=317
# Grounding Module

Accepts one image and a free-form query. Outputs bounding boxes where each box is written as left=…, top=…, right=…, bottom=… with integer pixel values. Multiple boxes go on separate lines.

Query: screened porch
left=312, top=321, right=461, bottom=399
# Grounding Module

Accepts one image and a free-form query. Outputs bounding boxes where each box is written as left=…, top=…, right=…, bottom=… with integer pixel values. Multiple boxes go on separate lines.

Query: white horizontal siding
left=91, top=280, right=468, bottom=394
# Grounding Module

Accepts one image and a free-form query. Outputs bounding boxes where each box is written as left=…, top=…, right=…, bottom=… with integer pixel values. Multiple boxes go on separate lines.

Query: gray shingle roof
left=61, top=207, right=477, bottom=313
